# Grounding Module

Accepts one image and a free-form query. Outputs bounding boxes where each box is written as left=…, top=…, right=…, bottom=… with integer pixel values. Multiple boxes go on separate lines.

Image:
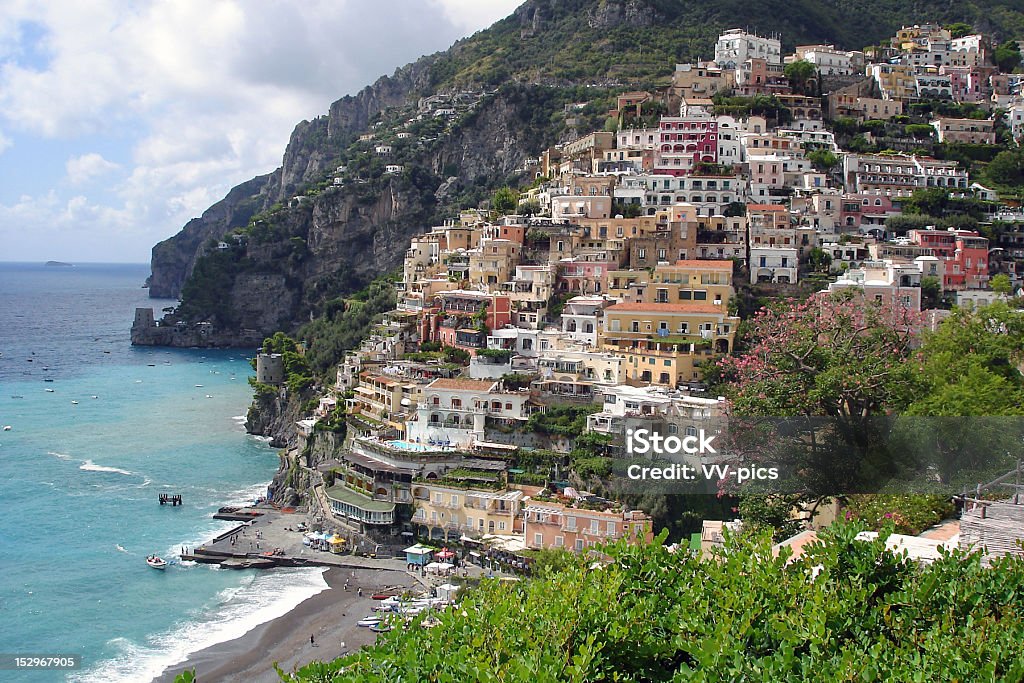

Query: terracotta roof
left=772, top=529, right=819, bottom=561
left=667, top=260, right=733, bottom=270
left=360, top=371, right=400, bottom=386
left=428, top=378, right=498, bottom=391
left=605, top=302, right=724, bottom=315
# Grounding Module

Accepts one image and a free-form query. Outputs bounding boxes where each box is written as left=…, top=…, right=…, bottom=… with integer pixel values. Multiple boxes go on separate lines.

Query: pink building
left=909, top=229, right=989, bottom=289
left=839, top=193, right=898, bottom=230
left=421, top=291, right=514, bottom=352
left=523, top=499, right=653, bottom=552
left=655, top=116, right=718, bottom=177
left=941, top=65, right=997, bottom=103
left=735, top=58, right=790, bottom=96
left=556, top=258, right=617, bottom=294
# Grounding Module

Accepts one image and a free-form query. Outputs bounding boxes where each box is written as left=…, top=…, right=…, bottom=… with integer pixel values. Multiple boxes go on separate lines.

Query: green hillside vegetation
left=428, top=0, right=1024, bottom=88
left=248, top=524, right=1024, bottom=682
left=299, top=276, right=398, bottom=377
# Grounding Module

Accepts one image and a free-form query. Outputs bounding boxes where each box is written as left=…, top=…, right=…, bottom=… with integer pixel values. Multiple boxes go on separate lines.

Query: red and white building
left=654, top=116, right=719, bottom=176
left=909, top=229, right=989, bottom=290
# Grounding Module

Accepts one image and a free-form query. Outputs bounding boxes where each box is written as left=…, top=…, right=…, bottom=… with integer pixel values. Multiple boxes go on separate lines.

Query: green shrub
left=843, top=494, right=956, bottom=535
left=275, top=523, right=1024, bottom=682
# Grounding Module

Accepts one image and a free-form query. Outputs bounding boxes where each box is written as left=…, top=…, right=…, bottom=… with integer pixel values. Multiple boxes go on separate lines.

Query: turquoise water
left=0, top=263, right=327, bottom=682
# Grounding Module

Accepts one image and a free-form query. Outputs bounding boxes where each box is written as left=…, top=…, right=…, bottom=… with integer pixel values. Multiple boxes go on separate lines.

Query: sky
left=0, top=0, right=522, bottom=263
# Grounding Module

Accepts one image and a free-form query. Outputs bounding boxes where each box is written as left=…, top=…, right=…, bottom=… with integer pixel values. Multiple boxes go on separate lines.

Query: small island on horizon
left=44, top=261, right=74, bottom=267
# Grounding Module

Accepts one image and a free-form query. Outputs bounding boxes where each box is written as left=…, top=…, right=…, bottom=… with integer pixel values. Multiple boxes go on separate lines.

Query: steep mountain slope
left=144, top=0, right=1023, bottom=341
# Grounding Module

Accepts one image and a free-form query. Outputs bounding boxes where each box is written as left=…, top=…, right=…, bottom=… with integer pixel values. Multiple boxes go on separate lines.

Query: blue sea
left=0, top=263, right=328, bottom=682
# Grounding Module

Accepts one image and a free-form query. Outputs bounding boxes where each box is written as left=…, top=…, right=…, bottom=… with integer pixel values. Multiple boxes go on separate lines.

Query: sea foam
left=79, top=459, right=135, bottom=476
left=69, top=567, right=329, bottom=683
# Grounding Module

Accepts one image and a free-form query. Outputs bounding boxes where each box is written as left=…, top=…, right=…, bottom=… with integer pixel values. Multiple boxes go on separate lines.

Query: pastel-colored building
left=750, top=246, right=799, bottom=284
left=909, top=229, right=988, bottom=290
left=930, top=117, right=996, bottom=145
left=411, top=482, right=522, bottom=541
left=601, top=302, right=740, bottom=385
left=826, top=260, right=923, bottom=311
left=524, top=499, right=653, bottom=552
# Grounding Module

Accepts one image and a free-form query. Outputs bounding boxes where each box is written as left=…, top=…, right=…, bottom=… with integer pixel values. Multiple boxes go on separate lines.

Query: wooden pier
left=158, top=493, right=183, bottom=506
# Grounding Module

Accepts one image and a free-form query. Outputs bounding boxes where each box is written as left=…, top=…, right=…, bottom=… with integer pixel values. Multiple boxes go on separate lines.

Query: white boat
left=146, top=555, right=167, bottom=570
left=356, top=616, right=382, bottom=627
left=71, top=400, right=79, bottom=405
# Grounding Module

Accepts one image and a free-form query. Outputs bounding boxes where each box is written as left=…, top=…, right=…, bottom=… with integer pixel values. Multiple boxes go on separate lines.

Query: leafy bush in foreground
left=267, top=523, right=1024, bottom=682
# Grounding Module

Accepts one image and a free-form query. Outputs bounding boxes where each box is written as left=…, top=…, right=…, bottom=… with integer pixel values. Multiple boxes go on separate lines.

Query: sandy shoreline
left=154, top=567, right=417, bottom=683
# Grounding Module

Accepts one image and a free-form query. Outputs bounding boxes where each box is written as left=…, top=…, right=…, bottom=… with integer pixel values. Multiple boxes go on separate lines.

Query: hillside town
left=252, top=25, right=1024, bottom=569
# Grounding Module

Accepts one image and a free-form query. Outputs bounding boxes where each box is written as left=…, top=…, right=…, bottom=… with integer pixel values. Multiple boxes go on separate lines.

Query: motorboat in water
left=146, top=555, right=167, bottom=570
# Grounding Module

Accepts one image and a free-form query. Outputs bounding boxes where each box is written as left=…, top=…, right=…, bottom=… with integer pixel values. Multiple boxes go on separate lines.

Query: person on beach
left=310, top=634, right=315, bottom=646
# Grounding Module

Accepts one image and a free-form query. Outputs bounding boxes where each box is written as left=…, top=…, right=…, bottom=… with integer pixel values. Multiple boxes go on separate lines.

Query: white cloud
left=0, top=0, right=521, bottom=262
left=0, top=130, right=10, bottom=155
left=433, top=0, right=522, bottom=35
left=65, top=152, right=120, bottom=185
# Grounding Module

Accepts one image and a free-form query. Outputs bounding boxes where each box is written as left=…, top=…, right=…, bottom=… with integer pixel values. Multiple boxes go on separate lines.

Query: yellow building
left=347, top=372, right=418, bottom=433
left=605, top=269, right=649, bottom=299
left=410, top=480, right=523, bottom=541
left=469, top=238, right=520, bottom=288
left=647, top=260, right=734, bottom=311
left=869, top=64, right=917, bottom=101
left=601, top=302, right=740, bottom=386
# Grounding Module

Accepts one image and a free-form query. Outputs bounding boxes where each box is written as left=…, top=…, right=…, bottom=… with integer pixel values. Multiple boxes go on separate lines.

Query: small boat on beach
left=371, top=590, right=403, bottom=600
left=146, top=555, right=167, bottom=570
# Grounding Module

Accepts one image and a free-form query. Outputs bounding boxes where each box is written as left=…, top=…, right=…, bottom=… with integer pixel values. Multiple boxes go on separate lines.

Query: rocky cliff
left=147, top=59, right=437, bottom=300
left=137, top=83, right=568, bottom=346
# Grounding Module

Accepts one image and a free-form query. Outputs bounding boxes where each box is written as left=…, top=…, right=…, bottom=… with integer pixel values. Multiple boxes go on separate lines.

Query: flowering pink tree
left=717, top=291, right=925, bottom=521
left=720, top=290, right=923, bottom=425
